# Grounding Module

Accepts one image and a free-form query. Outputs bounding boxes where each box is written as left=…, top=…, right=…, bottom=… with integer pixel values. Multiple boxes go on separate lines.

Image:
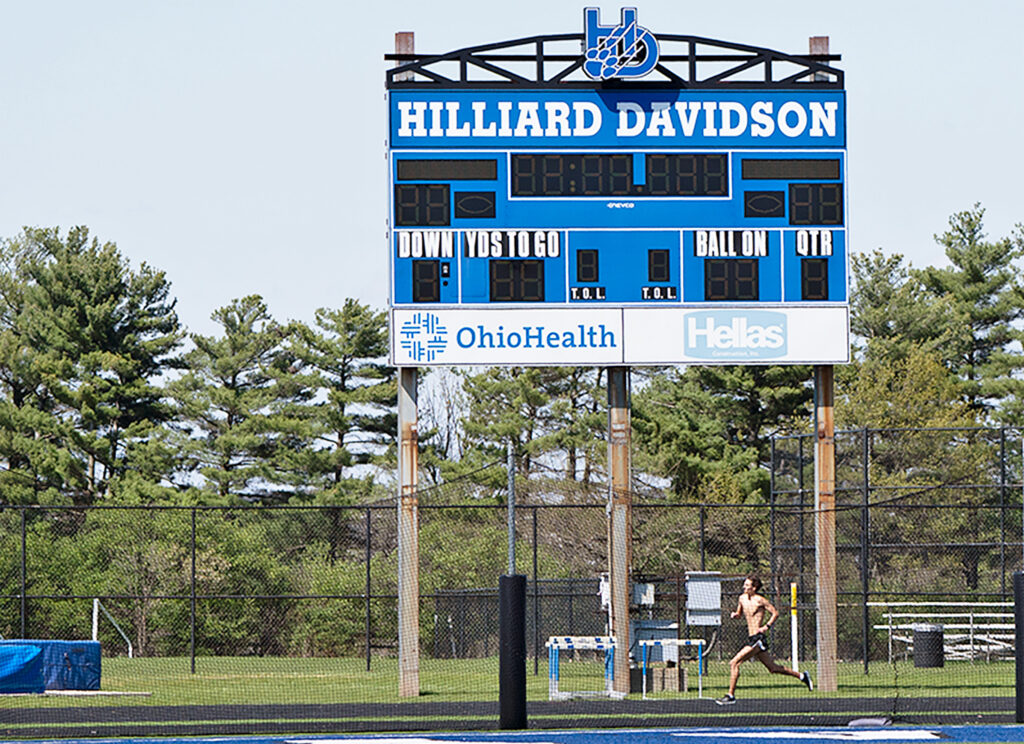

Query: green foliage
left=632, top=365, right=804, bottom=499
left=0, top=227, right=184, bottom=505
left=917, top=205, right=1024, bottom=414
left=836, top=346, right=975, bottom=430
left=458, top=366, right=604, bottom=483
left=849, top=248, right=956, bottom=363
left=168, top=296, right=316, bottom=502
left=290, top=300, right=395, bottom=502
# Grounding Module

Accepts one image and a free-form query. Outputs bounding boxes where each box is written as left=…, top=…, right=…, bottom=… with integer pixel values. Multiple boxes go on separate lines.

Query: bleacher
left=869, top=602, right=1014, bottom=662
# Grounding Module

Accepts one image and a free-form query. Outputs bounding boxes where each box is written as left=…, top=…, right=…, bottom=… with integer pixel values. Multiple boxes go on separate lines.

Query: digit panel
left=681, top=229, right=782, bottom=302
left=789, top=183, right=843, bottom=226
left=510, top=153, right=728, bottom=197
left=489, top=260, right=545, bottom=301
left=394, top=184, right=450, bottom=226
left=704, top=258, right=759, bottom=301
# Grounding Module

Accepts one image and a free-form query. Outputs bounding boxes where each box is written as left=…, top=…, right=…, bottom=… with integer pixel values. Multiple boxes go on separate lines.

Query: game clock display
left=390, top=149, right=846, bottom=307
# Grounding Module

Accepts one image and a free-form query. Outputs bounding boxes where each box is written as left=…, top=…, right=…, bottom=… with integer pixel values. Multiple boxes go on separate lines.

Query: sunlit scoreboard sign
left=387, top=88, right=850, bottom=366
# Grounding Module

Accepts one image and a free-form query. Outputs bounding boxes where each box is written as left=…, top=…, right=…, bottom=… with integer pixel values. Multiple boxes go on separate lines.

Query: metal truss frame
left=386, top=33, right=842, bottom=90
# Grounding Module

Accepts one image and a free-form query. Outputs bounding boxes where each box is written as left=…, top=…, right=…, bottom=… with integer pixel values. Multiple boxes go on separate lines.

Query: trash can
left=913, top=624, right=944, bottom=668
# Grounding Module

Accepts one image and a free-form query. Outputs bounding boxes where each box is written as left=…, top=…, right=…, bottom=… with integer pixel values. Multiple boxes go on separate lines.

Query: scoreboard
left=387, top=55, right=849, bottom=367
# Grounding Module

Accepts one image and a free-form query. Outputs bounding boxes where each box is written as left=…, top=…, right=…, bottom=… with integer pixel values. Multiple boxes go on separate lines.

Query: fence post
left=21, top=508, right=28, bottom=639
left=861, top=428, right=870, bottom=675
left=770, top=437, right=777, bottom=600
left=1001, top=428, right=1007, bottom=596
left=191, top=507, right=197, bottom=674
left=499, top=574, right=527, bottom=729
left=366, top=507, right=372, bottom=672
left=532, top=506, right=539, bottom=676
left=699, top=505, right=706, bottom=571
left=499, top=439, right=527, bottom=728
left=507, top=441, right=516, bottom=574
left=1014, top=571, right=1024, bottom=722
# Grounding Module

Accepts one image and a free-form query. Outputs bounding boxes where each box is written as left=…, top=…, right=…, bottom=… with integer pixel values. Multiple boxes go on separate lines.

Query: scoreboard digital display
left=387, top=59, right=849, bottom=366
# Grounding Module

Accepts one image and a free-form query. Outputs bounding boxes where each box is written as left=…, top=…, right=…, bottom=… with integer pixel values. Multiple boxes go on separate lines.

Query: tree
left=418, top=367, right=468, bottom=485
left=0, top=227, right=184, bottom=505
left=633, top=368, right=761, bottom=499
left=169, top=296, right=314, bottom=502
left=290, top=301, right=395, bottom=501
left=849, top=248, right=956, bottom=364
left=917, top=204, right=1024, bottom=418
left=458, top=366, right=604, bottom=483
left=456, top=367, right=549, bottom=484
left=835, top=346, right=990, bottom=592
left=543, top=367, right=605, bottom=484
left=836, top=346, right=974, bottom=431
left=633, top=365, right=811, bottom=500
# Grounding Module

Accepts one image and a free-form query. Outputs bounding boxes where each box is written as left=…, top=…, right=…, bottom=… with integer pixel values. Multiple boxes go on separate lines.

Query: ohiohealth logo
left=583, top=7, right=660, bottom=80
left=399, top=312, right=448, bottom=363
left=684, top=310, right=788, bottom=360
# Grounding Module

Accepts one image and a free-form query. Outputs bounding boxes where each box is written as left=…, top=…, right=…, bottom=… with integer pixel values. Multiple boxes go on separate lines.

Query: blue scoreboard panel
left=388, top=89, right=849, bottom=366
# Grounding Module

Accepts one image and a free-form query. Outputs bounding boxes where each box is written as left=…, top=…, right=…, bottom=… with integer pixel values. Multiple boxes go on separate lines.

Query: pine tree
left=632, top=362, right=812, bottom=501
left=290, top=300, right=394, bottom=501
left=168, top=296, right=314, bottom=502
left=0, top=227, right=183, bottom=505
left=457, top=366, right=604, bottom=483
left=849, top=248, right=956, bottom=363
left=917, top=205, right=1024, bottom=418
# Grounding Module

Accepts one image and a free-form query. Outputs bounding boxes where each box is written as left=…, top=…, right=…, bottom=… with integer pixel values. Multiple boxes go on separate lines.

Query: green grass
left=0, top=656, right=1013, bottom=709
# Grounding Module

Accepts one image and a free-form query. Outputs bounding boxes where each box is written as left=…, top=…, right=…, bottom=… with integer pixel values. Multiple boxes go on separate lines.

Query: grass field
left=1, top=656, right=1014, bottom=709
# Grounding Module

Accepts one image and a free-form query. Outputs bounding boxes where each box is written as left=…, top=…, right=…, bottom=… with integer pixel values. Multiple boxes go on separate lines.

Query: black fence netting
left=0, top=427, right=1021, bottom=736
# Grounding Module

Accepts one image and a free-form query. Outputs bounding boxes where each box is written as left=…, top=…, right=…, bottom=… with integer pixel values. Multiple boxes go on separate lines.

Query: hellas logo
left=684, top=311, right=787, bottom=359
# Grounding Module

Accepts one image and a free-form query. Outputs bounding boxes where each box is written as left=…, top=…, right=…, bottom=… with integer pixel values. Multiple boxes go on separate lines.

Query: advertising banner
left=391, top=307, right=848, bottom=366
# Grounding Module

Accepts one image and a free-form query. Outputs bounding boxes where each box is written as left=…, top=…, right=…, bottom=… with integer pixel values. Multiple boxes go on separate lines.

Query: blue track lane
left=23, top=726, right=1024, bottom=744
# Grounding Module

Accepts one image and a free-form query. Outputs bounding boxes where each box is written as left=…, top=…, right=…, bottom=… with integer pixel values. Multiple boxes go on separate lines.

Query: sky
left=1, top=0, right=1022, bottom=337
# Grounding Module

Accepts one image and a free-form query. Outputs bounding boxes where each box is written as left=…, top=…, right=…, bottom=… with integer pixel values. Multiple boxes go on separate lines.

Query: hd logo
left=583, top=7, right=660, bottom=80
left=684, top=310, right=787, bottom=360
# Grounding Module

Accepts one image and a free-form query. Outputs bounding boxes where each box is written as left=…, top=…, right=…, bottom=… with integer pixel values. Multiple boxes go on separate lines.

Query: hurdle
left=545, top=636, right=624, bottom=700
left=638, top=638, right=706, bottom=699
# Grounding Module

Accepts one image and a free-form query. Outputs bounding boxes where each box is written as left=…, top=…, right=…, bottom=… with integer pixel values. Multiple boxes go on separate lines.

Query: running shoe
left=715, top=693, right=736, bottom=705
left=800, top=671, right=813, bottom=691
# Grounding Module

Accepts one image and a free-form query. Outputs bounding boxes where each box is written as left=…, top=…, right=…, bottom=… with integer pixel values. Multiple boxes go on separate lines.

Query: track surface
left=0, top=697, right=1015, bottom=740
left=7, top=724, right=1024, bottom=744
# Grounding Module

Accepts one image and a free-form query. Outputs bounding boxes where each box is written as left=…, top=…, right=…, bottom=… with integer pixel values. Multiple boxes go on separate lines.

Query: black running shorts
left=746, top=632, right=768, bottom=651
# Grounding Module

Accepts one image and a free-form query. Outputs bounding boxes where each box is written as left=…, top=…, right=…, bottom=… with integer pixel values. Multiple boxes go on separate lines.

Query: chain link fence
left=1, top=427, right=1022, bottom=734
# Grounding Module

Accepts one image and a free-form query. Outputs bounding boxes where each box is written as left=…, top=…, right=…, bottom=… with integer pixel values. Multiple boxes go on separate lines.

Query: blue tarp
left=0, top=640, right=100, bottom=691
left=0, top=644, right=44, bottom=693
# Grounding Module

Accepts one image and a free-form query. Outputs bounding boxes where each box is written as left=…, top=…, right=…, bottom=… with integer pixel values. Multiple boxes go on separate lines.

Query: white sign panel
left=391, top=307, right=848, bottom=366
left=391, top=308, right=625, bottom=366
left=624, top=306, right=849, bottom=365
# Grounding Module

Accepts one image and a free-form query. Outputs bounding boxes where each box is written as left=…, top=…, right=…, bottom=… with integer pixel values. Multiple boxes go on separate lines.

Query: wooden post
left=397, top=366, right=419, bottom=697
left=810, top=36, right=839, bottom=692
left=607, top=366, right=631, bottom=694
left=814, top=364, right=838, bottom=691
left=809, top=35, right=830, bottom=80
left=394, top=31, right=419, bottom=699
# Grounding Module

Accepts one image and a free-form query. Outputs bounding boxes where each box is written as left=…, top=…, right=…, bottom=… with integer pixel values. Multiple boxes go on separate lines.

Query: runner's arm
left=759, top=600, right=779, bottom=633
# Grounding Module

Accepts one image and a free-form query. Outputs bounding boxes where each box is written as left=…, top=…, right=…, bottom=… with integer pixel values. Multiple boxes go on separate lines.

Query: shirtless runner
left=716, top=575, right=813, bottom=705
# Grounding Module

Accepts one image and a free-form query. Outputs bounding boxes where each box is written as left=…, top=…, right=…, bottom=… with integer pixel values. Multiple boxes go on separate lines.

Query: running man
left=716, top=575, right=812, bottom=705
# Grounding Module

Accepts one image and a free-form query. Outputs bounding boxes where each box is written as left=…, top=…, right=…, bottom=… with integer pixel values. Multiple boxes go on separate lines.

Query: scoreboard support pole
left=607, top=366, right=632, bottom=695
left=814, top=364, right=838, bottom=692
left=398, top=366, right=420, bottom=697
left=394, top=32, right=420, bottom=700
